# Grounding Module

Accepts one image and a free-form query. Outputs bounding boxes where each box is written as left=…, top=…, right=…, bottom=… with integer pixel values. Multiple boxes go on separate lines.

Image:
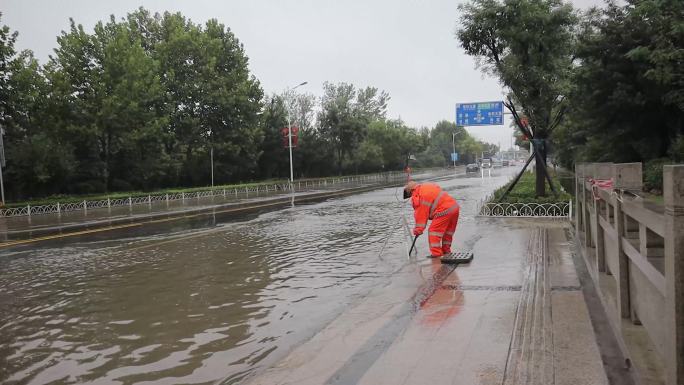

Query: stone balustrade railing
left=574, top=162, right=684, bottom=385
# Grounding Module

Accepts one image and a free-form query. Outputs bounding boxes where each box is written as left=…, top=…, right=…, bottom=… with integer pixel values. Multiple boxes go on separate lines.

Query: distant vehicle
left=479, top=158, right=492, bottom=168
left=502, top=160, right=510, bottom=166
left=466, top=163, right=479, bottom=173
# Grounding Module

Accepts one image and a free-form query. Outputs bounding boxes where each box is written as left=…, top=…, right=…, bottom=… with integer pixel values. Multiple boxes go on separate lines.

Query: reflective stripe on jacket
left=411, top=183, right=458, bottom=229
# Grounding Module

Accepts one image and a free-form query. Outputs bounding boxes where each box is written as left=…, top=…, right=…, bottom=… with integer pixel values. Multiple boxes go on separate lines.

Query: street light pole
left=287, top=112, right=293, bottom=184
left=285, top=81, right=307, bottom=189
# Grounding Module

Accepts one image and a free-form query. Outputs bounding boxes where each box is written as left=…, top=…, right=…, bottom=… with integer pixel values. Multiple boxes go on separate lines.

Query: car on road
left=466, top=163, right=479, bottom=173
left=479, top=158, right=492, bottom=168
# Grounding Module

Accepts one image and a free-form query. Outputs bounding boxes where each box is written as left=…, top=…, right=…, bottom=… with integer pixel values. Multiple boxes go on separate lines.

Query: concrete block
left=613, top=163, right=643, bottom=191
left=663, top=165, right=684, bottom=385
left=664, top=166, right=684, bottom=210
left=593, top=162, right=614, bottom=180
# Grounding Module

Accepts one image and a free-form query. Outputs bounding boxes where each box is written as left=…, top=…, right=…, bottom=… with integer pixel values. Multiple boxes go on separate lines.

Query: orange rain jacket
left=411, top=183, right=458, bottom=235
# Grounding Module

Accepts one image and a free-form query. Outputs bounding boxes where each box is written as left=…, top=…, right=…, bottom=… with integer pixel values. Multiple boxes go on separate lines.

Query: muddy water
left=0, top=172, right=511, bottom=384
left=0, top=187, right=420, bottom=384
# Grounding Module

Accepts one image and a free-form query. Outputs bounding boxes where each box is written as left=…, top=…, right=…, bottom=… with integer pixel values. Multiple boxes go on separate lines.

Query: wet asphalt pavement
left=0, top=168, right=611, bottom=385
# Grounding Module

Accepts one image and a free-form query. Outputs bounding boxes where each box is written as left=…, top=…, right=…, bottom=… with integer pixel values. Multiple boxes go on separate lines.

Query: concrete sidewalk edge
left=567, top=227, right=641, bottom=385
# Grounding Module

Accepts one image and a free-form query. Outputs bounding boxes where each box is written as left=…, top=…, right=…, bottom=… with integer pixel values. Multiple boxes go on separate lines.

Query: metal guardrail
left=0, top=170, right=439, bottom=218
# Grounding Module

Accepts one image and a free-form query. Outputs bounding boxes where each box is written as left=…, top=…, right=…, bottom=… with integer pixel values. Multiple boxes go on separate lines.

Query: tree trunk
left=337, top=146, right=343, bottom=176
left=102, top=133, right=111, bottom=193
left=534, top=139, right=547, bottom=197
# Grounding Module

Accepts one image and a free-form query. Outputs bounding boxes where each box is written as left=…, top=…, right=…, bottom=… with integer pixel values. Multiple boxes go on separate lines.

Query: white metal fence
left=478, top=198, right=572, bottom=218
left=0, top=170, right=425, bottom=218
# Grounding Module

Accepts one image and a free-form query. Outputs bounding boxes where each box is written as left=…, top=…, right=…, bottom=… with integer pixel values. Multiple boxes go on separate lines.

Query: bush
left=492, top=170, right=572, bottom=204
left=110, top=178, right=135, bottom=192
left=643, top=158, right=671, bottom=193
left=669, top=135, right=684, bottom=162
left=70, top=181, right=106, bottom=195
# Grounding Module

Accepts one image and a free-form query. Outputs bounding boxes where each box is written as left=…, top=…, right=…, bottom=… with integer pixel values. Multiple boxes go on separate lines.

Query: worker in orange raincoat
left=404, top=181, right=460, bottom=258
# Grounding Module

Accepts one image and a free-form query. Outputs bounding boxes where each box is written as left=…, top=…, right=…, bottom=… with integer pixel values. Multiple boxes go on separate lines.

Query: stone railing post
left=664, top=165, right=684, bottom=385
left=592, top=162, right=613, bottom=272
left=574, top=163, right=583, bottom=231
left=613, top=163, right=642, bottom=319
left=613, top=162, right=642, bottom=191
left=582, top=163, right=595, bottom=248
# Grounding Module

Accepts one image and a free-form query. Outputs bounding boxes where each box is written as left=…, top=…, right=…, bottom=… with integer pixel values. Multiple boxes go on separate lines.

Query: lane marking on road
left=0, top=223, right=143, bottom=248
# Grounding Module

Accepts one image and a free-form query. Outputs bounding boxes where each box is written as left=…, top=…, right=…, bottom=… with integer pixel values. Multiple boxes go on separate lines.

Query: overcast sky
left=3, top=0, right=602, bottom=148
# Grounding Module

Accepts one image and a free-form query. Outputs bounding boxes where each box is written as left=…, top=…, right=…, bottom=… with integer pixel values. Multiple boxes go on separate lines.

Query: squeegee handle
left=409, top=234, right=419, bottom=255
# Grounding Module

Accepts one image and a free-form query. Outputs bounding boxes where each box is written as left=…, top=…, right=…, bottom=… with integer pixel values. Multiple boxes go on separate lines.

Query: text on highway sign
left=455, top=101, right=504, bottom=126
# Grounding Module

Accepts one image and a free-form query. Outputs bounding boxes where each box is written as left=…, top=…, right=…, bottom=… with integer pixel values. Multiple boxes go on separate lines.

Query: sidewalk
left=245, top=220, right=632, bottom=385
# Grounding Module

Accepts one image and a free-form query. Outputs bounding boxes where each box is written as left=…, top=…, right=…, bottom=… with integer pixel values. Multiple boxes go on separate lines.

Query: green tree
left=430, top=120, right=467, bottom=164
left=458, top=135, right=483, bottom=164
left=318, top=82, right=389, bottom=174
left=258, top=95, right=289, bottom=179
left=363, top=119, right=421, bottom=171
left=0, top=13, right=17, bottom=129
left=121, top=9, right=264, bottom=186
left=457, top=0, right=577, bottom=196
left=199, top=19, right=264, bottom=183
left=49, top=18, right=166, bottom=192
left=5, top=52, right=76, bottom=198
left=286, top=91, right=325, bottom=178
left=554, top=0, right=683, bottom=168
left=0, top=15, right=78, bottom=200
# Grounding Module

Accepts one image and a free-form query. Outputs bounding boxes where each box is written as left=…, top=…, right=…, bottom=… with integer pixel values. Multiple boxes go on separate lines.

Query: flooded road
left=0, top=171, right=513, bottom=384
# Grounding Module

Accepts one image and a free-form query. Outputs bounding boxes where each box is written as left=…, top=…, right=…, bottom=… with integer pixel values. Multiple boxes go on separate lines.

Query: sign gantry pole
left=0, top=126, right=5, bottom=206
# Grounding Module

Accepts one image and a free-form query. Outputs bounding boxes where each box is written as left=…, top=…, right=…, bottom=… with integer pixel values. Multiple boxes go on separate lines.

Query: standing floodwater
left=0, top=187, right=416, bottom=384
left=0, top=173, right=510, bottom=384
